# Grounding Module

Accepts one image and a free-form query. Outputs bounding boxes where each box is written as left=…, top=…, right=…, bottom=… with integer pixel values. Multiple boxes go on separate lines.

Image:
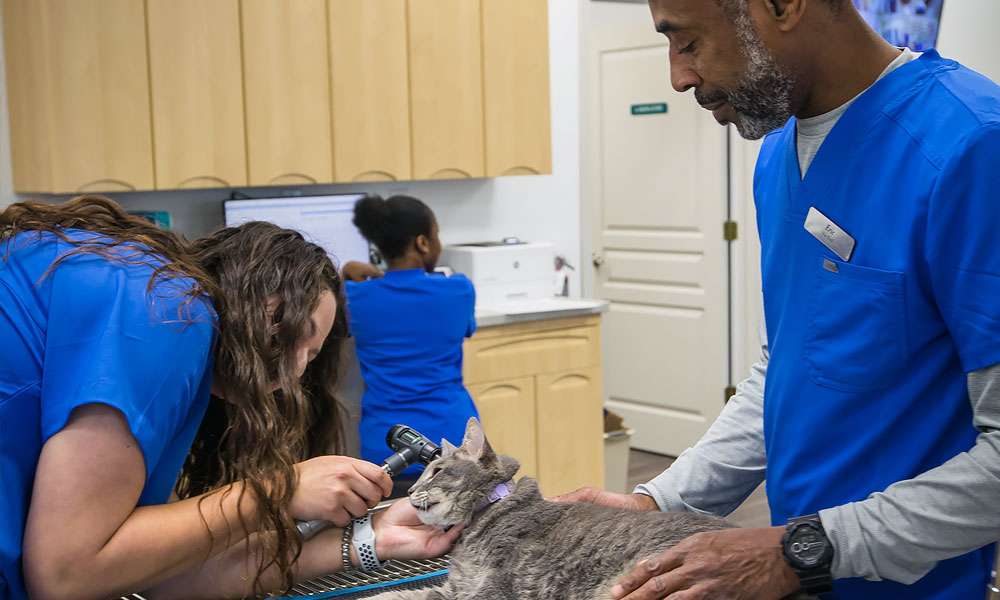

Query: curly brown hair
left=1, top=195, right=346, bottom=593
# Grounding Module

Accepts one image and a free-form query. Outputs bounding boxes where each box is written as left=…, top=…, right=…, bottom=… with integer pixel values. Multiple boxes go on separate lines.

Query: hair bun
left=352, top=195, right=390, bottom=247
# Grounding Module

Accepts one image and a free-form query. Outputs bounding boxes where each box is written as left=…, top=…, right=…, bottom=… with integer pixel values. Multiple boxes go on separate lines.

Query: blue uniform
left=756, top=51, right=1000, bottom=598
left=0, top=231, right=215, bottom=599
left=347, top=269, right=478, bottom=475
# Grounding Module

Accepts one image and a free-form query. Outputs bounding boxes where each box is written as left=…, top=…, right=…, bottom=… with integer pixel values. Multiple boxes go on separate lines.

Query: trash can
left=603, top=408, right=633, bottom=494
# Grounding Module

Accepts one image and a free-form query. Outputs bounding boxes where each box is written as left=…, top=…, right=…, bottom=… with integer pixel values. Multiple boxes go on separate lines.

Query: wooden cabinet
left=147, top=0, right=246, bottom=189
left=468, top=377, right=537, bottom=479
left=407, top=0, right=485, bottom=180
left=3, top=0, right=552, bottom=193
left=241, top=0, right=333, bottom=186
left=2, top=0, right=154, bottom=193
left=464, top=316, right=604, bottom=496
left=482, top=0, right=553, bottom=177
left=536, top=367, right=604, bottom=495
left=329, top=0, right=411, bottom=183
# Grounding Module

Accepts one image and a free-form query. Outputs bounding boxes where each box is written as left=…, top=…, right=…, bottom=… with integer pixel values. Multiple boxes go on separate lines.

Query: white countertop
left=475, top=297, right=608, bottom=328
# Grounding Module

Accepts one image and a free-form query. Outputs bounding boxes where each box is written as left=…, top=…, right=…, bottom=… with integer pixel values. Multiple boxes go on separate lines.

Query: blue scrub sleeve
left=39, top=254, right=216, bottom=480
left=463, top=275, right=477, bottom=338
left=926, top=124, right=1000, bottom=373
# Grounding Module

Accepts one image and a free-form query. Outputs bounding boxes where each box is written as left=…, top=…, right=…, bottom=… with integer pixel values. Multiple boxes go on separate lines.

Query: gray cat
left=368, top=418, right=805, bottom=600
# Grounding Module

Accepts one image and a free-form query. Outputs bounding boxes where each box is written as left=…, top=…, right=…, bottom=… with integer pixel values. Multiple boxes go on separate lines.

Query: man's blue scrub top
left=756, top=51, right=1000, bottom=599
left=347, top=269, right=478, bottom=476
left=0, top=231, right=215, bottom=599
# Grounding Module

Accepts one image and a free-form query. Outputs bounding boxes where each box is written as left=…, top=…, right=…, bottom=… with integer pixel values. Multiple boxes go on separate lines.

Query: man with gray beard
left=558, top=1, right=1000, bottom=599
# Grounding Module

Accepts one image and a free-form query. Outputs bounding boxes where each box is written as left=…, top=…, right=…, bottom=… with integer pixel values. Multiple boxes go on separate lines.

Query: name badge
left=804, top=207, right=855, bottom=262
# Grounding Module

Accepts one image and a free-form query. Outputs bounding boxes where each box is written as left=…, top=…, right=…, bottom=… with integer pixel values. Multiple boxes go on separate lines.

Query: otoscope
left=295, top=425, right=442, bottom=541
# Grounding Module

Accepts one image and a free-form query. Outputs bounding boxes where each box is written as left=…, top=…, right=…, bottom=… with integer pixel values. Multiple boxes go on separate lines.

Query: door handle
left=592, top=253, right=605, bottom=268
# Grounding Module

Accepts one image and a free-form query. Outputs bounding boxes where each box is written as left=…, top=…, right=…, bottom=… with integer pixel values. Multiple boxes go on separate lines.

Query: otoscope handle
left=295, top=463, right=394, bottom=542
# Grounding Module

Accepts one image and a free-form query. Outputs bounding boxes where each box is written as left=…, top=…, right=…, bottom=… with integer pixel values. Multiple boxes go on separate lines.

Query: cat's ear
left=441, top=438, right=458, bottom=457
left=461, top=417, right=495, bottom=461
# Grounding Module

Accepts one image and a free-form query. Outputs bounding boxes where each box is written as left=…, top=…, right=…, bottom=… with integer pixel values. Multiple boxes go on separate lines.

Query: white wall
left=0, top=0, right=12, bottom=209
left=938, top=0, right=1000, bottom=82
left=0, top=0, right=584, bottom=295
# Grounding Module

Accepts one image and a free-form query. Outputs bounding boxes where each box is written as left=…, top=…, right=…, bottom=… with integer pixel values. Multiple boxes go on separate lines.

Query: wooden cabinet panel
left=536, top=367, right=605, bottom=496
left=242, top=0, right=332, bottom=186
left=464, top=322, right=601, bottom=384
left=482, top=0, right=552, bottom=177
left=3, top=0, right=153, bottom=193
left=329, top=0, right=411, bottom=182
left=468, top=377, right=537, bottom=479
left=147, top=0, right=246, bottom=189
left=3, top=0, right=51, bottom=193
left=407, top=0, right=484, bottom=180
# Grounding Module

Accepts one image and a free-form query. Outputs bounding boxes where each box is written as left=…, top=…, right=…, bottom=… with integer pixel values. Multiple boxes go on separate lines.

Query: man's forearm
left=636, top=353, right=768, bottom=516
left=820, top=365, right=1000, bottom=584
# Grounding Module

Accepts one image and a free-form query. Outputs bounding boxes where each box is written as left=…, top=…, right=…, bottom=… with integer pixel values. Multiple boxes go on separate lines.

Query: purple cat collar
left=476, top=480, right=515, bottom=513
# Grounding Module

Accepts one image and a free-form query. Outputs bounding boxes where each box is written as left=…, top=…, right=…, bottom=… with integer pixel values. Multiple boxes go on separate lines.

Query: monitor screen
left=854, top=0, right=944, bottom=52
left=224, top=194, right=370, bottom=266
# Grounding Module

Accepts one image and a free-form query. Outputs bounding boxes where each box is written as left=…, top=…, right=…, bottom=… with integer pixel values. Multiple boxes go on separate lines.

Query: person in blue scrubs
left=0, top=196, right=458, bottom=599
left=559, top=2, right=1000, bottom=600
left=343, top=195, right=478, bottom=489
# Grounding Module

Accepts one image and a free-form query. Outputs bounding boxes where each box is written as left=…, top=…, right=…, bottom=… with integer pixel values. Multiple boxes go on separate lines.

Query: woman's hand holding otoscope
left=295, top=425, right=441, bottom=540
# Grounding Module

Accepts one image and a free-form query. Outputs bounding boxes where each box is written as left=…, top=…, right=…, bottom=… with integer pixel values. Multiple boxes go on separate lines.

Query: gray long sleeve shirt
left=635, top=324, right=1000, bottom=584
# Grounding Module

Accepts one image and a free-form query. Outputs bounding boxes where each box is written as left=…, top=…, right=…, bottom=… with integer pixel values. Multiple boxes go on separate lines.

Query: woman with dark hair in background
left=344, top=195, right=478, bottom=493
left=0, top=196, right=458, bottom=600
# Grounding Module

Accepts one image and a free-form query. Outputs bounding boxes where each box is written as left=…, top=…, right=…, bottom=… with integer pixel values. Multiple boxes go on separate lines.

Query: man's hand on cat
left=549, top=487, right=659, bottom=512
left=610, top=527, right=800, bottom=600
left=373, top=499, right=464, bottom=561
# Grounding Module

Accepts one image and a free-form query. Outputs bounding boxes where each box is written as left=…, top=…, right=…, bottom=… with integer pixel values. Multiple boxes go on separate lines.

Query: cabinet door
left=147, top=0, right=246, bottom=189
left=3, top=0, right=51, bottom=192
left=482, top=0, right=552, bottom=177
left=242, top=0, right=332, bottom=186
left=329, top=0, right=411, bottom=182
left=536, top=367, right=605, bottom=496
left=407, top=0, right=484, bottom=180
left=3, top=0, right=154, bottom=193
left=468, top=377, right=537, bottom=479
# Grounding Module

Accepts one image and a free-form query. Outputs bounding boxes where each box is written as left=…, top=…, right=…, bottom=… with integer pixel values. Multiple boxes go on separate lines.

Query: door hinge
left=723, top=220, right=738, bottom=241
left=724, top=386, right=737, bottom=402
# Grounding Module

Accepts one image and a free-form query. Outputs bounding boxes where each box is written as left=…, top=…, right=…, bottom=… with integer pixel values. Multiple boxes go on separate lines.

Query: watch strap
left=351, top=512, right=382, bottom=572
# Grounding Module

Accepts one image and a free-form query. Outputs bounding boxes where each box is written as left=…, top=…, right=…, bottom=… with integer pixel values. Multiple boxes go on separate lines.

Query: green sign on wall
left=631, top=102, right=668, bottom=116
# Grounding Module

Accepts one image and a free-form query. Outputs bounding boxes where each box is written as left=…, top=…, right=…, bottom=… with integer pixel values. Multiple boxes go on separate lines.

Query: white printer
left=441, top=240, right=554, bottom=306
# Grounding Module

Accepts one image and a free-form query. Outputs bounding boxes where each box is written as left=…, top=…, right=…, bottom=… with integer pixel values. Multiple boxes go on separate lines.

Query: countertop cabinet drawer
left=463, top=318, right=601, bottom=385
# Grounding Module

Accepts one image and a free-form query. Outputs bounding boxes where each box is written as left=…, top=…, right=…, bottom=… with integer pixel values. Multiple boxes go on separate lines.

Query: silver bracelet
left=340, top=521, right=354, bottom=571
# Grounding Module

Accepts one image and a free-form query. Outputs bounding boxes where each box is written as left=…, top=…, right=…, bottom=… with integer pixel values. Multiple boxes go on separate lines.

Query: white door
left=583, top=7, right=729, bottom=456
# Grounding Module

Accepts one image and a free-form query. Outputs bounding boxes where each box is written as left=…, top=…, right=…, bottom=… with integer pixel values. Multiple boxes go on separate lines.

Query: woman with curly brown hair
left=0, top=196, right=459, bottom=600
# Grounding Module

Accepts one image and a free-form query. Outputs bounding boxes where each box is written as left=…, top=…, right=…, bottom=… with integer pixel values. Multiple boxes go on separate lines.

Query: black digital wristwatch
left=782, top=514, right=834, bottom=595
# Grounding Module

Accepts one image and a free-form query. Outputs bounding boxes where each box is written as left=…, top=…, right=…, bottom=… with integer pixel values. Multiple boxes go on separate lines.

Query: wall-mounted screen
left=224, top=194, right=370, bottom=266
left=854, top=0, right=944, bottom=51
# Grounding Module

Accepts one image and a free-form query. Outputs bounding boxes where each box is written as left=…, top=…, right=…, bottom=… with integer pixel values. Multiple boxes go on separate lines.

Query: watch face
left=788, top=525, right=831, bottom=569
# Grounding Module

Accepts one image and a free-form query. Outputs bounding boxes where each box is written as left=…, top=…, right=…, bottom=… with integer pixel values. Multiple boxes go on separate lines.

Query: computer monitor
left=223, top=194, right=371, bottom=267
left=854, top=0, right=945, bottom=52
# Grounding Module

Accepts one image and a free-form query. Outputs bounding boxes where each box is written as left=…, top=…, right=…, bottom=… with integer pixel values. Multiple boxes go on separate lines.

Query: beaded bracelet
left=340, top=521, right=354, bottom=571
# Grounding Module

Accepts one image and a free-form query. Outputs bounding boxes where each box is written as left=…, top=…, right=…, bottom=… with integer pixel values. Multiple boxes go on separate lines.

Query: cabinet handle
left=499, top=166, right=541, bottom=176
left=350, top=170, right=398, bottom=183
left=77, top=179, right=138, bottom=193
left=267, top=173, right=318, bottom=185
left=426, top=168, right=473, bottom=180
left=176, top=176, right=231, bottom=189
